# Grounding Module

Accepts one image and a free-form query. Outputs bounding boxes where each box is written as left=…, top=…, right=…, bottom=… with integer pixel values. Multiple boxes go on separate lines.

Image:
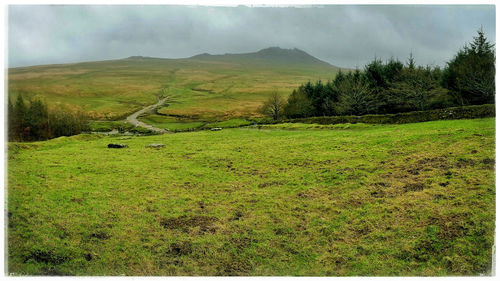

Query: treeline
left=264, top=28, right=495, bottom=120
left=8, top=95, right=89, bottom=141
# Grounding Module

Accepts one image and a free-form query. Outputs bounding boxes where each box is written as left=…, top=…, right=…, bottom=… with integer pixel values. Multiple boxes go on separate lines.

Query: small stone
left=108, top=143, right=128, bottom=148
left=146, top=143, right=165, bottom=148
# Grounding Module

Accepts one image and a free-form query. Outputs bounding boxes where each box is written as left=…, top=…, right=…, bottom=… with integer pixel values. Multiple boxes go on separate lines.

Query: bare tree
left=260, top=91, right=286, bottom=120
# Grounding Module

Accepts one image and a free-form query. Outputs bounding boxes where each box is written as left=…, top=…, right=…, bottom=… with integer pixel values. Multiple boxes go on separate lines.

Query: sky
left=7, top=5, right=496, bottom=68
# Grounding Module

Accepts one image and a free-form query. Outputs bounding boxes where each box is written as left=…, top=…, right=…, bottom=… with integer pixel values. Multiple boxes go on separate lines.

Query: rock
left=107, top=143, right=128, bottom=148
left=146, top=143, right=165, bottom=148
left=211, top=127, right=222, bottom=131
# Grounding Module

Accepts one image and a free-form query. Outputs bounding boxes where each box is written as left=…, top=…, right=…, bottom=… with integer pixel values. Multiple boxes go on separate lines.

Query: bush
left=204, top=119, right=252, bottom=129
left=8, top=95, right=90, bottom=142
left=129, top=126, right=157, bottom=135
left=48, top=107, right=89, bottom=138
left=288, top=104, right=494, bottom=125
left=260, top=91, right=286, bottom=120
left=89, top=121, right=134, bottom=132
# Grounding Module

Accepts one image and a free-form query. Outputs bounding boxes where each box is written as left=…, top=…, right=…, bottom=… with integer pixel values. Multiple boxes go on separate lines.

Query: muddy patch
left=368, top=182, right=394, bottom=198
left=481, top=158, right=495, bottom=170
left=160, top=215, right=218, bottom=234
left=216, top=255, right=253, bottom=276
left=167, top=240, right=193, bottom=256
left=381, top=156, right=450, bottom=179
left=370, top=190, right=386, bottom=198
left=258, top=181, right=284, bottom=188
left=23, top=248, right=71, bottom=265
left=403, top=182, right=426, bottom=192
left=229, top=235, right=257, bottom=250
left=69, top=197, right=84, bottom=205
left=417, top=156, right=451, bottom=170
left=230, top=210, right=244, bottom=221
left=456, top=158, right=476, bottom=168
left=207, top=158, right=237, bottom=171
left=426, top=213, right=471, bottom=240
left=89, top=229, right=110, bottom=240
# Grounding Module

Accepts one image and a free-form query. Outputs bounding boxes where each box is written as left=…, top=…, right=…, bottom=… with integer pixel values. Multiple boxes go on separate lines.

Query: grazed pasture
left=8, top=118, right=495, bottom=276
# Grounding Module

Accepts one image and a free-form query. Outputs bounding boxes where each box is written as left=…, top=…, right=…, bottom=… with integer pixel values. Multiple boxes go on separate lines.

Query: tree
left=8, top=97, right=89, bottom=141
left=442, top=28, right=495, bottom=105
left=391, top=66, right=431, bottom=111
left=407, top=52, right=415, bottom=70
left=8, top=98, right=15, bottom=140
left=260, top=91, right=286, bottom=120
left=27, top=98, right=49, bottom=140
left=284, top=88, right=314, bottom=118
left=13, top=95, right=28, bottom=140
left=364, top=58, right=404, bottom=113
left=335, top=70, right=370, bottom=115
left=309, top=80, right=325, bottom=116
left=320, top=80, right=340, bottom=116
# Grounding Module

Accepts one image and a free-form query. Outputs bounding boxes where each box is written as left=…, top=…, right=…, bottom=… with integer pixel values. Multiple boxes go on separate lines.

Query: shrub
left=129, top=126, right=157, bottom=135
left=8, top=95, right=90, bottom=141
left=260, top=91, right=286, bottom=120
left=288, top=104, right=494, bottom=125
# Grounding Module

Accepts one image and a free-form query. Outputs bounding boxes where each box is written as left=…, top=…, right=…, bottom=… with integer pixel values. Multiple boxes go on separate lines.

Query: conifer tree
left=442, top=28, right=495, bottom=105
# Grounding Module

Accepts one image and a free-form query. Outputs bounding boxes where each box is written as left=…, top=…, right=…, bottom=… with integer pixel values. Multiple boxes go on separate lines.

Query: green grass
left=204, top=118, right=252, bottom=129
left=88, top=121, right=157, bottom=135
left=138, top=115, right=205, bottom=132
left=7, top=118, right=495, bottom=276
left=139, top=114, right=253, bottom=132
left=260, top=122, right=376, bottom=130
left=89, top=121, right=134, bottom=132
left=8, top=57, right=342, bottom=120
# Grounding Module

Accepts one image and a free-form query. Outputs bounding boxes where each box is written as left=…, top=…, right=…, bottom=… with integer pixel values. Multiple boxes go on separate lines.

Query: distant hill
left=188, top=47, right=336, bottom=67
left=9, top=47, right=346, bottom=120
left=126, top=55, right=158, bottom=60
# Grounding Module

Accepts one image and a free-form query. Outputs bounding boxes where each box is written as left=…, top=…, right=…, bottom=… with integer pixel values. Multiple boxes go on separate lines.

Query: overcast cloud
left=7, top=5, right=495, bottom=68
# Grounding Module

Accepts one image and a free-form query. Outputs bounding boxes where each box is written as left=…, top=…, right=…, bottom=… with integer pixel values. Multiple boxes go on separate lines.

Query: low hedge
left=89, top=121, right=134, bottom=132
left=287, top=104, right=495, bottom=125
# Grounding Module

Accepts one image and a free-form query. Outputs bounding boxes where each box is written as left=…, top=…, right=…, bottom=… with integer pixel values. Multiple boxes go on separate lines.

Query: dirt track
left=125, top=97, right=169, bottom=133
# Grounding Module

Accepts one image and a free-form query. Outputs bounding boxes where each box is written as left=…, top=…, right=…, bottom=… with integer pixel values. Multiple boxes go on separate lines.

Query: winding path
left=125, top=97, right=169, bottom=133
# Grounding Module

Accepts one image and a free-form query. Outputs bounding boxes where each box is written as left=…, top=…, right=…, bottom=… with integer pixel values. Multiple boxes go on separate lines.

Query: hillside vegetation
left=279, top=29, right=495, bottom=120
left=8, top=118, right=495, bottom=276
left=8, top=47, right=342, bottom=120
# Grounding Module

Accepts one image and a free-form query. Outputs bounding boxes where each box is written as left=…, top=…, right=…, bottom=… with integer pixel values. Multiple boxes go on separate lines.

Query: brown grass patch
left=160, top=215, right=219, bottom=234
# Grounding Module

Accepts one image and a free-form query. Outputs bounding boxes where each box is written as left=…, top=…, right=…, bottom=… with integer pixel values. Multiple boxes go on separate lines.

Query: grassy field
left=138, top=114, right=253, bottom=132
left=7, top=118, right=495, bottom=276
left=8, top=50, right=341, bottom=120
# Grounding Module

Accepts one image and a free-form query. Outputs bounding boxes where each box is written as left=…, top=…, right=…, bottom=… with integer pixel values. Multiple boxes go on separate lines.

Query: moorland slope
left=8, top=47, right=343, bottom=120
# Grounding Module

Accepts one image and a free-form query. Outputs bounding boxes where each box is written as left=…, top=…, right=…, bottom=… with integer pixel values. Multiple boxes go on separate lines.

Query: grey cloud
left=8, top=5, right=495, bottom=68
